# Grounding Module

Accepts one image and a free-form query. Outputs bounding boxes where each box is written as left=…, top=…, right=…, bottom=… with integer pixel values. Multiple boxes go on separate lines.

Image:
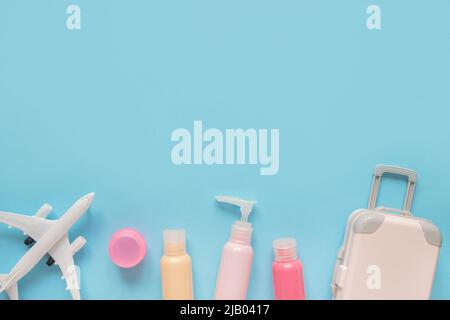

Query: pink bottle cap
left=109, top=228, right=147, bottom=268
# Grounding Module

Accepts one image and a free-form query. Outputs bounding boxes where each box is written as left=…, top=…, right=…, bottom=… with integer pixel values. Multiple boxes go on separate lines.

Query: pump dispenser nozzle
left=215, top=195, right=256, bottom=245
left=215, top=195, right=256, bottom=223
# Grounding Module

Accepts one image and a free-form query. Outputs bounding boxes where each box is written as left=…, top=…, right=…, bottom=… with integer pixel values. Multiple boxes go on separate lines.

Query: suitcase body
left=332, top=165, right=442, bottom=300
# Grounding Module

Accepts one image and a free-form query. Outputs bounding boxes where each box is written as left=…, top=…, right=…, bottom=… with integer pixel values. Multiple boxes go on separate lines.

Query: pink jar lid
left=109, top=228, right=147, bottom=268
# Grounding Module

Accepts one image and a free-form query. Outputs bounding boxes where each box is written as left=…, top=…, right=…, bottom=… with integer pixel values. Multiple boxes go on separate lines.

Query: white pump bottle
left=214, top=195, right=256, bottom=300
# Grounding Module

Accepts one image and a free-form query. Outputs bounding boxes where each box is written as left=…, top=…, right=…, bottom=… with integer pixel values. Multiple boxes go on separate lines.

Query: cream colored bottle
left=160, top=229, right=193, bottom=300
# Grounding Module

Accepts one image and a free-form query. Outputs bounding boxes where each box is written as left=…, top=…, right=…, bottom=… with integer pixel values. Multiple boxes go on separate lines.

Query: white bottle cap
left=230, top=221, right=253, bottom=245
left=163, top=229, right=186, bottom=255
left=273, top=238, right=298, bottom=262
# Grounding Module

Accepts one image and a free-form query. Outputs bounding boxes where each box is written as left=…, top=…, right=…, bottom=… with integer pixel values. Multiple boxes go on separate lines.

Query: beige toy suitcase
left=331, top=165, right=442, bottom=300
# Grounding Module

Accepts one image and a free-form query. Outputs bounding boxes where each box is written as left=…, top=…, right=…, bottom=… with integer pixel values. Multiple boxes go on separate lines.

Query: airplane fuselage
left=2, top=195, right=90, bottom=291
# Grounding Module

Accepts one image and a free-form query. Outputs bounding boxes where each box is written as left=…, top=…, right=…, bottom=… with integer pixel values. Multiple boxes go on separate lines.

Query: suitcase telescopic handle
left=368, top=165, right=417, bottom=214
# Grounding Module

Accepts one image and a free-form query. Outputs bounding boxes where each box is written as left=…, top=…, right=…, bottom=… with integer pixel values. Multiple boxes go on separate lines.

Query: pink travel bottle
left=214, top=196, right=256, bottom=300
left=272, top=238, right=306, bottom=300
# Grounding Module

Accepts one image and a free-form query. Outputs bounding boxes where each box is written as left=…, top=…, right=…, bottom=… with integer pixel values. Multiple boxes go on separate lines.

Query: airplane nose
left=83, top=192, right=95, bottom=205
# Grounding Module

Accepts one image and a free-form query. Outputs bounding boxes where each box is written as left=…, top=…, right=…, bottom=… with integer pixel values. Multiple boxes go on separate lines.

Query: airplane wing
left=48, top=235, right=81, bottom=300
left=0, top=211, right=54, bottom=240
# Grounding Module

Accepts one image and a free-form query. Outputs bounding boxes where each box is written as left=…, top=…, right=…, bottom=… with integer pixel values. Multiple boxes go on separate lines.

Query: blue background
left=0, top=1, right=449, bottom=299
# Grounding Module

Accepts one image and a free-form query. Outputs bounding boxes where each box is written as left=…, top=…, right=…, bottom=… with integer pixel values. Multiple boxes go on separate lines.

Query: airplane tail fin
left=0, top=274, right=19, bottom=300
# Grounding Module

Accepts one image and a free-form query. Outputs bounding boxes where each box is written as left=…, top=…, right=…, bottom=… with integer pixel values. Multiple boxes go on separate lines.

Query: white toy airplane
left=0, top=192, right=94, bottom=300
